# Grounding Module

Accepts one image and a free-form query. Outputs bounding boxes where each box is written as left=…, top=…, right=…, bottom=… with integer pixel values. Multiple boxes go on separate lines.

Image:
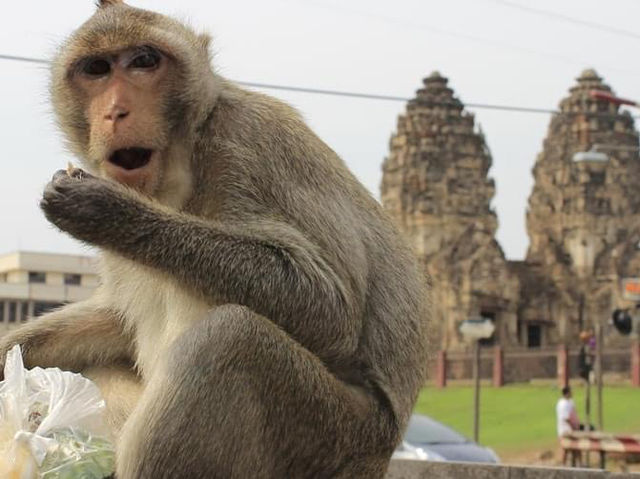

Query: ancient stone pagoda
left=381, top=72, right=519, bottom=350
left=523, top=69, right=640, bottom=347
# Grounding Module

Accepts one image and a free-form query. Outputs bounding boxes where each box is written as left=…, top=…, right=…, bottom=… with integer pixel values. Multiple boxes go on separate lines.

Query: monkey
left=0, top=1, right=429, bottom=477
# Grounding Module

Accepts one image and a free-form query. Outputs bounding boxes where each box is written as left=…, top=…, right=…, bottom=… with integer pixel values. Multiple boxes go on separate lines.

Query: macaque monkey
left=0, top=1, right=429, bottom=477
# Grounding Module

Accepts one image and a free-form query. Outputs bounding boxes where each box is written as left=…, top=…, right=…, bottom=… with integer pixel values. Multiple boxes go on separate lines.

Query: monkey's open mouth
left=109, top=147, right=153, bottom=170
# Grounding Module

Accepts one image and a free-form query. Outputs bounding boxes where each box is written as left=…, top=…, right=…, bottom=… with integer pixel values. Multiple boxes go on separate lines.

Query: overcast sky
left=1, top=0, right=639, bottom=259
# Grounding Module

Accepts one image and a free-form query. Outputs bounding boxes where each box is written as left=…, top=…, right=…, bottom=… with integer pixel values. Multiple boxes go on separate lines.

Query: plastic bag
left=0, top=345, right=115, bottom=478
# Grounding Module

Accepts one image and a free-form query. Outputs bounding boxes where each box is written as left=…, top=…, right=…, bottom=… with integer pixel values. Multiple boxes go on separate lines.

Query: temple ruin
left=381, top=69, right=640, bottom=351
left=522, top=69, right=640, bottom=348
left=381, top=72, right=519, bottom=350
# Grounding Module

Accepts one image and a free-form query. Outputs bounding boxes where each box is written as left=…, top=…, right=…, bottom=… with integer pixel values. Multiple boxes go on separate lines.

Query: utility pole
left=473, top=339, right=480, bottom=443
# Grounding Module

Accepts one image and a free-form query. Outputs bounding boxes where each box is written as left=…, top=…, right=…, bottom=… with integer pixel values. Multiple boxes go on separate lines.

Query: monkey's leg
left=116, top=305, right=396, bottom=479
left=83, top=365, right=143, bottom=439
left=0, top=299, right=132, bottom=372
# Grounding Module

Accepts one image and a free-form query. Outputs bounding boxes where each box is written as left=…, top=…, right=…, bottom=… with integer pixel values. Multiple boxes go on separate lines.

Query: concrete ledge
left=385, top=460, right=639, bottom=478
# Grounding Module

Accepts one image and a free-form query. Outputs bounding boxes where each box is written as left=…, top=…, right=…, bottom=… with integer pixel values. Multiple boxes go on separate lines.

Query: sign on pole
left=622, top=278, right=640, bottom=301
left=459, top=318, right=495, bottom=341
left=459, top=317, right=495, bottom=444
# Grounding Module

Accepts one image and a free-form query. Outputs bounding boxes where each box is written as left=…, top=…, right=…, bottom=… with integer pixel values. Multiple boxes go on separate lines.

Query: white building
left=0, top=251, right=98, bottom=335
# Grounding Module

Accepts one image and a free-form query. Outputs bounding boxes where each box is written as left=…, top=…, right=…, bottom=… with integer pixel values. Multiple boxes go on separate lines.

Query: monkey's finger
left=41, top=183, right=60, bottom=207
left=69, top=169, right=85, bottom=180
left=43, top=179, right=60, bottom=197
left=41, top=174, right=71, bottom=208
left=68, top=167, right=96, bottom=181
left=74, top=168, right=96, bottom=180
left=52, top=169, right=70, bottom=184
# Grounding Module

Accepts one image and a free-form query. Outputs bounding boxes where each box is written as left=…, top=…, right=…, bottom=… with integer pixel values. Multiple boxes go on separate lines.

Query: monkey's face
left=70, top=45, right=173, bottom=195
left=51, top=2, right=218, bottom=204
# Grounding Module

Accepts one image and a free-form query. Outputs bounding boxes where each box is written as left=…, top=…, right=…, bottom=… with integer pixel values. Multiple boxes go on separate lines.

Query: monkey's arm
left=0, top=298, right=133, bottom=374
left=41, top=171, right=361, bottom=359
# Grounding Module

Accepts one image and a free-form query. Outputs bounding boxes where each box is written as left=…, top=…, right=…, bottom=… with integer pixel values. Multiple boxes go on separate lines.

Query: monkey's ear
left=96, top=0, right=124, bottom=7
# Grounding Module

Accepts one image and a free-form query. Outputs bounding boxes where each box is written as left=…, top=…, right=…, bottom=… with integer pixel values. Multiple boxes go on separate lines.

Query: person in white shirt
left=556, top=386, right=581, bottom=465
left=557, top=386, right=580, bottom=436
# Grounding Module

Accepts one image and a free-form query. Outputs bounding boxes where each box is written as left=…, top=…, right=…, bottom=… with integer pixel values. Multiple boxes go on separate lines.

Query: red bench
left=560, top=431, right=640, bottom=468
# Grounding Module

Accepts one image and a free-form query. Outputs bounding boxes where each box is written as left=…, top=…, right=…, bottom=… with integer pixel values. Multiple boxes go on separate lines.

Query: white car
left=393, top=414, right=500, bottom=463
left=392, top=440, right=446, bottom=461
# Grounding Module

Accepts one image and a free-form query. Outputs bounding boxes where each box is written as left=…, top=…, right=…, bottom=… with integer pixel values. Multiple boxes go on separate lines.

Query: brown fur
left=0, top=2, right=429, bottom=478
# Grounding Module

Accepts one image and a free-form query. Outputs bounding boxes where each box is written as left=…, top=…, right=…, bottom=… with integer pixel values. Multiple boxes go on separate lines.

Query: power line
left=488, top=0, right=640, bottom=41
left=1, top=52, right=638, bottom=119
left=0, top=53, right=50, bottom=65
left=233, top=80, right=559, bottom=114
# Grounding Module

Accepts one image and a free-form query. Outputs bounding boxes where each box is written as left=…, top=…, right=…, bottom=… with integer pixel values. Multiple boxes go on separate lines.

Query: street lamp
left=572, top=143, right=640, bottom=163
left=459, top=318, right=495, bottom=443
left=572, top=149, right=608, bottom=163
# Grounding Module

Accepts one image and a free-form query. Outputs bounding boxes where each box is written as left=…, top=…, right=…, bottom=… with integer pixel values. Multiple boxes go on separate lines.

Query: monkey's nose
left=105, top=106, right=130, bottom=122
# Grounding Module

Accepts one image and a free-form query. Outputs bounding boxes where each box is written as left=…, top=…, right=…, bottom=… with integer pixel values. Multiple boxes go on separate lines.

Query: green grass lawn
left=413, top=383, right=640, bottom=457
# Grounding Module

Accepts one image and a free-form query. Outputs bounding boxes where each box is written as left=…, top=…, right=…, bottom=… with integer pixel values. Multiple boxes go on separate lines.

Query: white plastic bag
left=0, top=345, right=115, bottom=478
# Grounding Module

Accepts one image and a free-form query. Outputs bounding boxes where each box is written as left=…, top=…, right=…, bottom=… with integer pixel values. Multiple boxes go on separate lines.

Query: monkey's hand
left=40, top=169, right=145, bottom=246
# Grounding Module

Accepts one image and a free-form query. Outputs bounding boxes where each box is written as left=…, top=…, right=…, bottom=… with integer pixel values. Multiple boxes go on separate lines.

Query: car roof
left=405, top=414, right=469, bottom=445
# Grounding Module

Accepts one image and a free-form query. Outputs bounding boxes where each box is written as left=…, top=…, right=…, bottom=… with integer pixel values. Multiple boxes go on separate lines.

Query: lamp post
left=459, top=318, right=495, bottom=443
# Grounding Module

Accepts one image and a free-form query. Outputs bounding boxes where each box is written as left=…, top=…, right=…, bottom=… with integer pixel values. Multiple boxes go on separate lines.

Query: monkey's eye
left=130, top=49, right=161, bottom=70
left=82, top=58, right=111, bottom=76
